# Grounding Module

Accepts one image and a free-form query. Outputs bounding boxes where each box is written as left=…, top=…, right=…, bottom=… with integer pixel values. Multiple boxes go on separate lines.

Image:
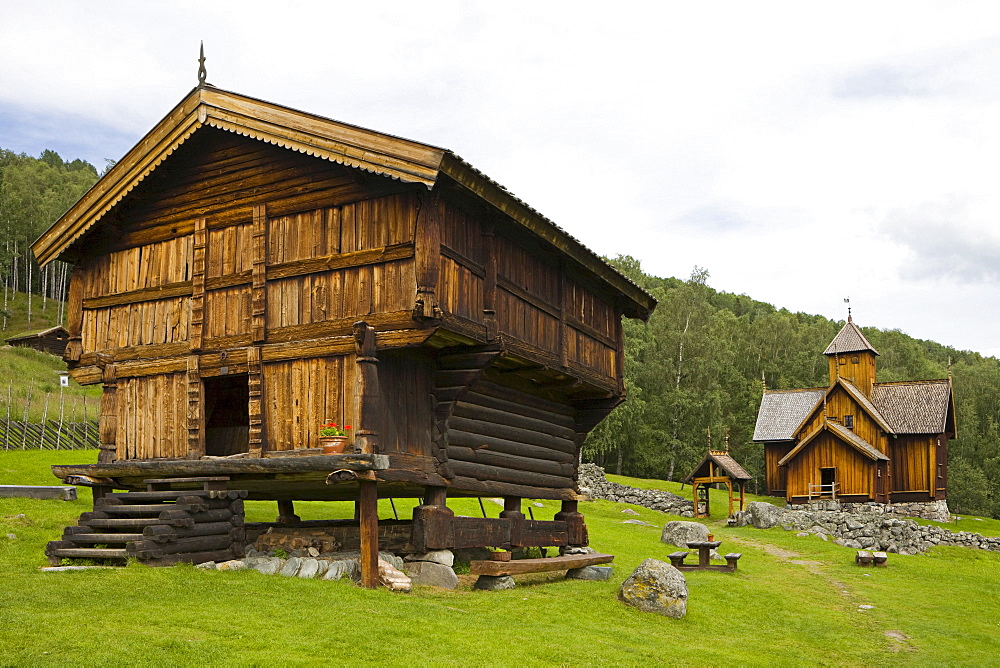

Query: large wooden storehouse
left=753, top=317, right=956, bottom=506
left=35, top=81, right=655, bottom=580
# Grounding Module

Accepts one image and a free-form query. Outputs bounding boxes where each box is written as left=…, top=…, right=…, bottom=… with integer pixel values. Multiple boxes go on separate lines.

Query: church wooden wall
left=784, top=434, right=873, bottom=501
left=765, top=443, right=792, bottom=495
left=889, top=435, right=947, bottom=500
left=824, top=387, right=888, bottom=454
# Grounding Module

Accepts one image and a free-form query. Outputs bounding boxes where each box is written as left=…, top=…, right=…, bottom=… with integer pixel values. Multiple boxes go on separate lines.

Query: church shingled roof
left=753, top=389, right=826, bottom=441
left=871, top=379, right=953, bottom=434
left=823, top=320, right=879, bottom=356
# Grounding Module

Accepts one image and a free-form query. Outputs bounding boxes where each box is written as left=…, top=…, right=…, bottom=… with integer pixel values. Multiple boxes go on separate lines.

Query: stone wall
left=736, top=501, right=1000, bottom=555
left=787, top=499, right=951, bottom=523
left=578, top=464, right=694, bottom=516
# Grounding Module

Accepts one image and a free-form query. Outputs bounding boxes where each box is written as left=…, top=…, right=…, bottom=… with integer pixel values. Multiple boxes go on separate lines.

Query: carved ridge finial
left=198, top=41, right=207, bottom=87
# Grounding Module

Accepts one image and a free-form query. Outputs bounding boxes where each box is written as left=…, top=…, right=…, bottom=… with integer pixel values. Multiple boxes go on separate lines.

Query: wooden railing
left=807, top=481, right=839, bottom=501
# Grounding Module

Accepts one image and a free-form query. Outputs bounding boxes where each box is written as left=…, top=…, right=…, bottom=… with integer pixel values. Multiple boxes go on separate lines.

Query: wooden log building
left=753, top=317, right=956, bottom=505
left=5, top=325, right=71, bottom=357
left=34, top=82, right=656, bottom=580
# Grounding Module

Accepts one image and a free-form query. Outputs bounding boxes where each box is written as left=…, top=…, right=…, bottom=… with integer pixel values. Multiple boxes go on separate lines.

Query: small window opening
left=839, top=356, right=847, bottom=365
left=844, top=415, right=854, bottom=429
left=851, top=356, right=859, bottom=364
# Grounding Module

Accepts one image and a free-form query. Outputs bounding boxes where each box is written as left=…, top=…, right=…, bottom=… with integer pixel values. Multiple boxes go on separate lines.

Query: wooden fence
left=1, top=420, right=99, bottom=450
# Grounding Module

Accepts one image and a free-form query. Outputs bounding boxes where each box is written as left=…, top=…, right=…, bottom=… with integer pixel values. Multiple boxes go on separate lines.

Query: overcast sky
left=3, top=1, right=1000, bottom=357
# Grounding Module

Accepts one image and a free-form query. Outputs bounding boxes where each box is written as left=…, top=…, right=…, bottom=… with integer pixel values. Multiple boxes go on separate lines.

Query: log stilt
left=276, top=499, right=300, bottom=526
left=358, top=479, right=380, bottom=589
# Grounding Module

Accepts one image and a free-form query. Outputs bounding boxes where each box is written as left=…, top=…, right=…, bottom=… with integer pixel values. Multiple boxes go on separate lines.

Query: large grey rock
left=252, top=558, right=283, bottom=575
left=297, top=558, right=320, bottom=578
left=746, top=501, right=786, bottom=529
left=474, top=575, right=516, bottom=590
left=618, top=559, right=688, bottom=618
left=405, top=561, right=458, bottom=589
left=660, top=521, right=709, bottom=548
left=279, top=557, right=302, bottom=577
left=566, top=565, right=613, bottom=581
left=404, top=550, right=454, bottom=567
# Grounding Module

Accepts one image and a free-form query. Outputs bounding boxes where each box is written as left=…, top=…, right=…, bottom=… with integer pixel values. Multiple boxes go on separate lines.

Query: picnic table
left=667, top=540, right=741, bottom=572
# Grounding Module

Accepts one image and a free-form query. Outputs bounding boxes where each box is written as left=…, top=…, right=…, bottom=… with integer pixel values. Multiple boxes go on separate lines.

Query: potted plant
left=319, top=421, right=352, bottom=455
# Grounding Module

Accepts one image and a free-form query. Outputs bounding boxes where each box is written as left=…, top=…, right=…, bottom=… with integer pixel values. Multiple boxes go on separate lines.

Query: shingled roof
left=753, top=389, right=825, bottom=441
left=682, top=450, right=753, bottom=483
left=871, top=379, right=954, bottom=435
left=823, top=319, right=879, bottom=356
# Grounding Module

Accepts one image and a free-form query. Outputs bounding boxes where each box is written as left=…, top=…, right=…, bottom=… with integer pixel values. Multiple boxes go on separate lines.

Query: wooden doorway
left=820, top=467, right=837, bottom=498
left=204, top=374, right=250, bottom=456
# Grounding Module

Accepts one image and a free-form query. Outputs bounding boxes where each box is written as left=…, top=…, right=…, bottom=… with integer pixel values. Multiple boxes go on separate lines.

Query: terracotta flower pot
left=320, top=436, right=349, bottom=455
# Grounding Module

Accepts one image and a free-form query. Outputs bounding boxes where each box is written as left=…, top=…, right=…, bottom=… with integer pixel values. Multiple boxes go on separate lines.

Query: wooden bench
left=0, top=485, right=77, bottom=501
left=470, top=552, right=614, bottom=577
left=856, top=550, right=874, bottom=566
left=668, top=551, right=690, bottom=568
left=872, top=551, right=888, bottom=567
left=725, top=552, right=742, bottom=570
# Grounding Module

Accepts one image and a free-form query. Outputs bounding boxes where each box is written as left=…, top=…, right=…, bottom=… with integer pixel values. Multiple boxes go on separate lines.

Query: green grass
left=2, top=451, right=999, bottom=665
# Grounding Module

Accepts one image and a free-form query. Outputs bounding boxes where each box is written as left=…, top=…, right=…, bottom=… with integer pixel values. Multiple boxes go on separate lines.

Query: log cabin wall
left=68, top=128, right=425, bottom=461
left=446, top=379, right=579, bottom=491
left=785, top=434, right=873, bottom=501
left=437, top=199, right=621, bottom=388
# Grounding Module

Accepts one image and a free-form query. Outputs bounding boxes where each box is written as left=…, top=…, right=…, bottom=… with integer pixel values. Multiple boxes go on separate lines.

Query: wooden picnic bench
left=856, top=550, right=888, bottom=567
left=667, top=548, right=741, bottom=572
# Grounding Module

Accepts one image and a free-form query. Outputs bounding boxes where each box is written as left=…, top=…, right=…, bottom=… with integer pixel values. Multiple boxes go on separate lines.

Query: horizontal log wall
left=446, top=380, right=578, bottom=490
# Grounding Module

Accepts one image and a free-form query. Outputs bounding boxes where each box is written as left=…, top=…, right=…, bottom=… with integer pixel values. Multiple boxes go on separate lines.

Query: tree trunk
left=666, top=314, right=691, bottom=482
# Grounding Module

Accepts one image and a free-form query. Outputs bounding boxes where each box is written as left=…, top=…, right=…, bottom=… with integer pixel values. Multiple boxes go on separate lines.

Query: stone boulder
left=618, top=559, right=688, bottom=618
left=405, top=561, right=458, bottom=589
left=746, top=501, right=786, bottom=529
left=660, top=521, right=709, bottom=548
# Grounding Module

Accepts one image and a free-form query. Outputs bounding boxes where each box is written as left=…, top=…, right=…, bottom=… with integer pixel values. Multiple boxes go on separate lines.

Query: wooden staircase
left=46, top=477, right=248, bottom=567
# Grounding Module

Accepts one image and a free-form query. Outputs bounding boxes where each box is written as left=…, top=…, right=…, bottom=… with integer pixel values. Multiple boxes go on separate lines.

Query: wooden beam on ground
left=470, top=553, right=613, bottom=576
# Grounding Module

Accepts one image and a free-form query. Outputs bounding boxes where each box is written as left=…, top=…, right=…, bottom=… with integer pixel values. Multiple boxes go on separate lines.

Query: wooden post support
left=358, top=479, right=380, bottom=589
left=97, top=361, right=117, bottom=464
left=251, top=204, right=268, bottom=343
left=353, top=322, right=380, bottom=455
left=247, top=345, right=265, bottom=457
left=186, top=355, right=203, bottom=459
left=554, top=499, right=587, bottom=547
left=411, top=486, right=454, bottom=553
left=190, top=217, right=207, bottom=352
left=276, top=499, right=300, bottom=526
left=482, top=222, right=498, bottom=342
left=414, top=192, right=441, bottom=319
left=63, top=265, right=84, bottom=364
left=500, top=496, right=525, bottom=547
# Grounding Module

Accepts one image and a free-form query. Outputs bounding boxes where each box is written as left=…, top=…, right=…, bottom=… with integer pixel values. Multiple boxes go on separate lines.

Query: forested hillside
left=0, top=149, right=99, bottom=331
left=583, top=258, right=1000, bottom=518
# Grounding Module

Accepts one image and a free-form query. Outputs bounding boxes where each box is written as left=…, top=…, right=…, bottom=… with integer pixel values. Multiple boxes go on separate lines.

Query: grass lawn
left=2, top=451, right=999, bottom=665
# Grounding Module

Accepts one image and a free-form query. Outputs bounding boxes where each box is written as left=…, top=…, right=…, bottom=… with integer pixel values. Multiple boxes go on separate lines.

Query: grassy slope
left=2, top=451, right=999, bottom=665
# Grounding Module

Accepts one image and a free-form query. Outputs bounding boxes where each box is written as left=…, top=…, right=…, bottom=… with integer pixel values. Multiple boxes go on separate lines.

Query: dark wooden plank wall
left=376, top=351, right=434, bottom=457
left=446, top=380, right=578, bottom=490
left=264, top=356, right=357, bottom=452
left=765, top=443, right=792, bottom=494
left=115, top=372, right=188, bottom=460
left=438, top=200, right=619, bottom=383
left=889, top=436, right=933, bottom=495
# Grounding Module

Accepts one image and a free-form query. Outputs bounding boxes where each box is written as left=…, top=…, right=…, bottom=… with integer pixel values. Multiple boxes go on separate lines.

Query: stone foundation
left=787, top=499, right=951, bottom=523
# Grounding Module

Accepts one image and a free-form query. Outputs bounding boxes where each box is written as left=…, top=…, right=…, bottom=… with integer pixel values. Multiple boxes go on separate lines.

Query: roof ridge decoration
left=197, top=42, right=207, bottom=88
left=823, top=319, right=879, bottom=356
left=31, top=85, right=656, bottom=319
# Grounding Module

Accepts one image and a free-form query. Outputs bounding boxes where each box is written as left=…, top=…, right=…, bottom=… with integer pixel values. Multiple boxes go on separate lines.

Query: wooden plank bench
left=668, top=551, right=690, bottom=568
left=872, top=551, right=888, bottom=567
left=470, top=553, right=614, bottom=577
left=0, top=485, right=77, bottom=501
left=856, top=550, right=874, bottom=566
left=725, top=552, right=742, bottom=570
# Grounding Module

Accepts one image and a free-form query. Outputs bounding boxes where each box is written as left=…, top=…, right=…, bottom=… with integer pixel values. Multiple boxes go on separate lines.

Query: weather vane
left=198, top=41, right=207, bottom=87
